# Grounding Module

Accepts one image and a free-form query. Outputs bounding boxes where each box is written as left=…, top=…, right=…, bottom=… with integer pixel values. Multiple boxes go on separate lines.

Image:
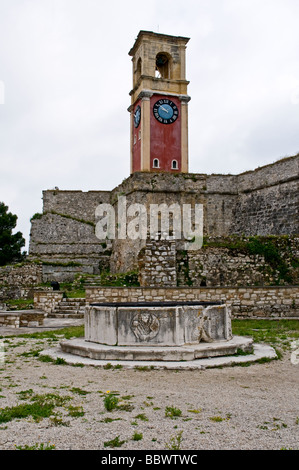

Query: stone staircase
left=49, top=298, right=87, bottom=318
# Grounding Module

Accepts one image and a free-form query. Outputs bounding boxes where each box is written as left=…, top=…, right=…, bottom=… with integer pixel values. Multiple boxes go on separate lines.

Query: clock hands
left=160, top=106, right=169, bottom=113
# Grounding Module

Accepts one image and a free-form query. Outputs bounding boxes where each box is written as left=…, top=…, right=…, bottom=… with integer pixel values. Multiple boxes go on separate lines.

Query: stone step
left=54, top=304, right=86, bottom=310
left=49, top=298, right=86, bottom=318
left=49, top=313, right=85, bottom=319
left=60, top=298, right=86, bottom=304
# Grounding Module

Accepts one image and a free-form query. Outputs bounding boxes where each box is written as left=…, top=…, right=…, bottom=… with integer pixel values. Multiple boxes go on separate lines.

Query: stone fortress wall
left=28, top=154, right=298, bottom=280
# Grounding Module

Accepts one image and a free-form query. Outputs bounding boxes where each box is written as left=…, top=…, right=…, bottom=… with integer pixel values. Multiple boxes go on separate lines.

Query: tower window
left=153, top=158, right=160, bottom=168
left=155, top=53, right=171, bottom=79
left=171, top=160, right=178, bottom=170
left=136, top=57, right=142, bottom=82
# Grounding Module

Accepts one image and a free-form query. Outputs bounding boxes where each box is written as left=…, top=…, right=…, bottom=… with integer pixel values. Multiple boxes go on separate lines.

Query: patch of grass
left=67, top=405, right=84, bottom=417
left=101, top=417, right=123, bottom=423
left=98, top=270, right=140, bottom=287
left=209, top=416, right=224, bottom=422
left=49, top=416, right=70, bottom=426
left=0, top=393, right=71, bottom=424
left=38, top=354, right=54, bottom=363
left=20, top=349, right=42, bottom=358
left=17, top=389, right=34, bottom=400
left=6, top=299, right=34, bottom=310
left=165, top=406, right=182, bottom=419
left=134, top=413, right=148, bottom=422
left=232, top=319, right=299, bottom=352
left=15, top=442, right=56, bottom=450
left=54, top=357, right=67, bottom=365
left=104, top=436, right=126, bottom=448
left=132, top=431, right=143, bottom=441
left=103, top=362, right=123, bottom=370
left=10, top=325, right=84, bottom=341
left=70, top=387, right=90, bottom=396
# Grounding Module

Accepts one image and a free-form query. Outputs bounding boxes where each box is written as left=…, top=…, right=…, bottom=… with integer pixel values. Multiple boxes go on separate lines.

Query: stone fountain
left=54, top=300, right=271, bottom=369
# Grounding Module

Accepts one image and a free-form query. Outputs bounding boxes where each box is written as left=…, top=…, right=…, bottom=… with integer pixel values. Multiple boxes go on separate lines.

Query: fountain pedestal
left=59, top=302, right=254, bottom=362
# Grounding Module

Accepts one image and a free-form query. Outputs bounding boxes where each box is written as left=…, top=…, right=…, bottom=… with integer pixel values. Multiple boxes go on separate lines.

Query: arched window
left=153, top=158, right=160, bottom=168
left=155, top=52, right=171, bottom=79
left=171, top=160, right=178, bottom=170
left=136, top=57, right=142, bottom=82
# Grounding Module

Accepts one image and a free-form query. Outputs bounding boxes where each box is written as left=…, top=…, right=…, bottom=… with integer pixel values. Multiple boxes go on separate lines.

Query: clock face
left=134, top=105, right=141, bottom=128
left=153, top=99, right=179, bottom=124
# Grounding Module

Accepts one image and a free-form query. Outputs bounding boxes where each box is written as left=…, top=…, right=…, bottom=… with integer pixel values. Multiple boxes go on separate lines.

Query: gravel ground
left=0, top=323, right=298, bottom=451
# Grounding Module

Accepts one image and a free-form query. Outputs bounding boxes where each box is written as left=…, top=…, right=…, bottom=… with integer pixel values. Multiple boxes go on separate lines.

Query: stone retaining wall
left=33, top=291, right=64, bottom=315
left=85, top=286, right=299, bottom=319
left=0, top=311, right=44, bottom=328
left=0, top=263, right=42, bottom=287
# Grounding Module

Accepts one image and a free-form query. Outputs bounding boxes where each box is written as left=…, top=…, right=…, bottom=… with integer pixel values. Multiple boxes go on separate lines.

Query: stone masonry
left=28, top=154, right=299, bottom=278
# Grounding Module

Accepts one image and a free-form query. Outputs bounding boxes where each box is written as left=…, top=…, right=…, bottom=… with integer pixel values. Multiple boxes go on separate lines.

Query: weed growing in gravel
left=258, top=418, right=288, bottom=431
left=134, top=413, right=148, bottom=422
left=67, top=405, right=84, bottom=417
left=70, top=387, right=90, bottom=396
left=104, top=436, right=126, bottom=448
left=19, top=349, right=42, bottom=358
left=49, top=416, right=70, bottom=427
left=15, top=442, right=56, bottom=450
left=165, top=406, right=182, bottom=419
left=165, top=430, right=183, bottom=450
left=38, top=354, right=54, bottom=363
left=209, top=416, right=224, bottom=422
left=132, top=431, right=143, bottom=441
left=101, top=417, right=123, bottom=423
left=103, top=391, right=119, bottom=411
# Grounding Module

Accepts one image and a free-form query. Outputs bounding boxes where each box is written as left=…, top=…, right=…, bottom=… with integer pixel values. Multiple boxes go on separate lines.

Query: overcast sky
left=1, top=0, right=299, bottom=250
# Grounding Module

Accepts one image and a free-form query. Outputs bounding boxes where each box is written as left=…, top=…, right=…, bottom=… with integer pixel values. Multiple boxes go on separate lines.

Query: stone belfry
left=128, top=31, right=190, bottom=174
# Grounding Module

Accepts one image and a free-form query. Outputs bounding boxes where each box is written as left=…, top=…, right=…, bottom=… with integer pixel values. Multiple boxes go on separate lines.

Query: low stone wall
left=34, top=291, right=64, bottom=315
left=85, top=286, right=299, bottom=319
left=0, top=311, right=44, bottom=328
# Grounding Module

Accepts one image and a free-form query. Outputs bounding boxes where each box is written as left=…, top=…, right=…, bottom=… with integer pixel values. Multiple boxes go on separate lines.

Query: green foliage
left=30, top=213, right=43, bottom=221
left=0, top=202, right=25, bottom=266
left=15, top=442, right=56, bottom=450
left=165, top=430, right=183, bottom=450
left=104, top=436, right=126, bottom=448
left=165, top=406, right=182, bottom=419
left=0, top=393, right=71, bottom=423
left=132, top=432, right=143, bottom=441
left=202, top=235, right=296, bottom=284
left=232, top=319, right=299, bottom=355
left=6, top=298, right=34, bottom=310
left=98, top=270, right=140, bottom=287
left=103, top=392, right=119, bottom=411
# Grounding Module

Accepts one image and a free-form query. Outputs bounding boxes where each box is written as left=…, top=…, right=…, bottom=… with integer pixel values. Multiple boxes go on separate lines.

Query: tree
left=0, top=202, right=25, bottom=266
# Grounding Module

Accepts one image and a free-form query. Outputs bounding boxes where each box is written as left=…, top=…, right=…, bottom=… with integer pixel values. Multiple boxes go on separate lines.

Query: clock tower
left=128, top=31, right=190, bottom=174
